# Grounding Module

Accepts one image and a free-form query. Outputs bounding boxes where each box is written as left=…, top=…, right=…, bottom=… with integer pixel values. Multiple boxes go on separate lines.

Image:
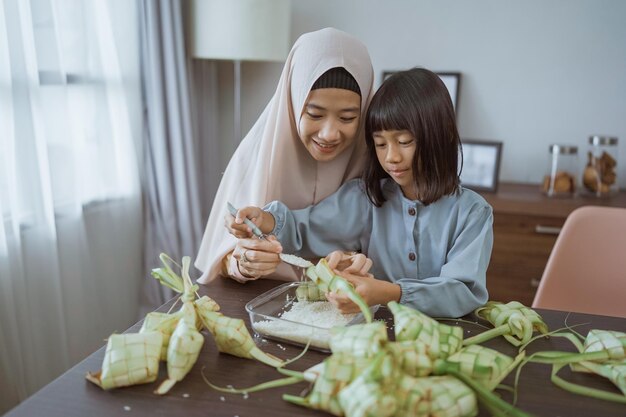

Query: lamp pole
left=233, top=59, right=241, bottom=143
left=189, top=0, right=291, bottom=143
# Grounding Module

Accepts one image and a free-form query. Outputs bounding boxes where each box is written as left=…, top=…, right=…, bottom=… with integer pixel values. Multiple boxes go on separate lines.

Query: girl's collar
left=384, top=179, right=424, bottom=205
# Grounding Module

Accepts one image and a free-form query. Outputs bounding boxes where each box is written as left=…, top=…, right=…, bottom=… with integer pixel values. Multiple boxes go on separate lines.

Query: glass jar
left=582, top=135, right=619, bottom=197
left=541, top=144, right=578, bottom=197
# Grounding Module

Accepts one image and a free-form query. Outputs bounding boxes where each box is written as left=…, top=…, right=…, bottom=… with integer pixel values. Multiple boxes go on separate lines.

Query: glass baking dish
left=245, top=282, right=378, bottom=352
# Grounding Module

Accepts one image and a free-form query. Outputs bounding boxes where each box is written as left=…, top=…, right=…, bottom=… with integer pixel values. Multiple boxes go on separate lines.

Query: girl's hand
left=224, top=206, right=274, bottom=238
left=232, top=237, right=283, bottom=278
left=325, top=271, right=401, bottom=314
left=325, top=251, right=372, bottom=275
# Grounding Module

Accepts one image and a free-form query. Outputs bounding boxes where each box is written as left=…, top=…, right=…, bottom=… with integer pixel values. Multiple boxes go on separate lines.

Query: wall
left=217, top=0, right=626, bottom=188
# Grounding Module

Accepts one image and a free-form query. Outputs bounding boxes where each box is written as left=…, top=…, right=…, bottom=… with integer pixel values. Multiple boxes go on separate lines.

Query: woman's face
left=299, top=88, right=361, bottom=162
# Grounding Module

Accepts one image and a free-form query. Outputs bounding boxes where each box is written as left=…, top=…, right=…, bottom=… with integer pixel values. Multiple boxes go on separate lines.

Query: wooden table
left=5, top=278, right=625, bottom=417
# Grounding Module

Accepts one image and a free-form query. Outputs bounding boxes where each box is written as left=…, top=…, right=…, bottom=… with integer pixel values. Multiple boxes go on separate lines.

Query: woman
left=195, top=28, right=375, bottom=283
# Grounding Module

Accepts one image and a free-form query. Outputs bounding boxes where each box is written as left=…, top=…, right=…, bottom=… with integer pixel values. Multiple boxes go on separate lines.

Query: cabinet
left=478, top=183, right=626, bottom=306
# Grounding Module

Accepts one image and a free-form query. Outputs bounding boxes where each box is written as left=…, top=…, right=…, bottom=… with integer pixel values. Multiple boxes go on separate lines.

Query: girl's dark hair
left=362, top=68, right=461, bottom=206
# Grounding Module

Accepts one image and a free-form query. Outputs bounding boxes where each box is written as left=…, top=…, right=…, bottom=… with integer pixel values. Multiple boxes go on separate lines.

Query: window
left=1, top=0, right=140, bottom=223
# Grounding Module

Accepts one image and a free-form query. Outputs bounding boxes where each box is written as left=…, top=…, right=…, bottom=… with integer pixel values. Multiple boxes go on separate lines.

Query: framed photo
left=460, top=139, right=503, bottom=193
left=382, top=71, right=461, bottom=113
left=436, top=72, right=460, bottom=113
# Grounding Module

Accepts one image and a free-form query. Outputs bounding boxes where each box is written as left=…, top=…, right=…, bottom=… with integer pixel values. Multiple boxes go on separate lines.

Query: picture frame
left=382, top=71, right=461, bottom=113
left=459, top=139, right=503, bottom=193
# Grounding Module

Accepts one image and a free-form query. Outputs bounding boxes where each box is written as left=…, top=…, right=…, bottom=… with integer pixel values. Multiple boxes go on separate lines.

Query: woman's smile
left=312, top=139, right=340, bottom=153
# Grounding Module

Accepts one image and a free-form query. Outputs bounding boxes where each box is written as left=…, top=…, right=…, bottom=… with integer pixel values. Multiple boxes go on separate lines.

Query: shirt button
left=408, top=207, right=416, bottom=216
left=408, top=252, right=416, bottom=261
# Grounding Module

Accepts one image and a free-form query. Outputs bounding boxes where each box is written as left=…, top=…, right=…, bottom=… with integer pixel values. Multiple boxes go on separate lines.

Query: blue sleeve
left=397, top=205, right=493, bottom=318
left=264, top=180, right=370, bottom=259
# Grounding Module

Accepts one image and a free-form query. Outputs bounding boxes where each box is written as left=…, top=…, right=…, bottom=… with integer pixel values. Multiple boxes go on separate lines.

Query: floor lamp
left=189, top=0, right=291, bottom=142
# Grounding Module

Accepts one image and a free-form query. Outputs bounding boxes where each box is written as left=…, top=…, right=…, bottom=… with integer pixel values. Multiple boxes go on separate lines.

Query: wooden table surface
left=5, top=277, right=625, bottom=417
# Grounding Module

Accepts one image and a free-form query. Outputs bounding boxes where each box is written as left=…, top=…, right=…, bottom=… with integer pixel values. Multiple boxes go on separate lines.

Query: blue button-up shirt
left=265, top=179, right=493, bottom=318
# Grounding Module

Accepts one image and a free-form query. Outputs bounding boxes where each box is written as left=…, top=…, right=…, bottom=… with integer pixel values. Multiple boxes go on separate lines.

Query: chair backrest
left=532, top=205, right=626, bottom=318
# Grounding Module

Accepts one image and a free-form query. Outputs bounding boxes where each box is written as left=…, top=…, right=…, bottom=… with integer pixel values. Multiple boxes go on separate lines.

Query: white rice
left=279, top=253, right=314, bottom=268
left=252, top=300, right=357, bottom=349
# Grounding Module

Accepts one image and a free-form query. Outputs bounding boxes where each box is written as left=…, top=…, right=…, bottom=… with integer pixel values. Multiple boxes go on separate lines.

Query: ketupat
left=194, top=295, right=220, bottom=313
left=439, top=344, right=525, bottom=391
left=395, top=374, right=478, bottom=417
left=85, top=331, right=162, bottom=389
left=283, top=307, right=532, bottom=417
left=329, top=321, right=388, bottom=359
left=154, top=257, right=205, bottom=395
left=308, top=258, right=372, bottom=323
left=284, top=323, right=397, bottom=415
left=88, top=252, right=286, bottom=394
left=523, top=329, right=626, bottom=403
left=530, top=329, right=625, bottom=365
left=388, top=301, right=463, bottom=359
left=571, top=330, right=626, bottom=394
left=386, top=340, right=434, bottom=377
left=155, top=302, right=204, bottom=395
left=467, top=301, right=549, bottom=347
left=346, top=303, right=525, bottom=415
left=337, top=351, right=398, bottom=417
left=96, top=249, right=611, bottom=415
left=140, top=311, right=183, bottom=361
left=157, top=252, right=281, bottom=368
left=581, top=329, right=626, bottom=361
left=285, top=302, right=529, bottom=417
left=283, top=353, right=373, bottom=416
left=199, top=310, right=283, bottom=368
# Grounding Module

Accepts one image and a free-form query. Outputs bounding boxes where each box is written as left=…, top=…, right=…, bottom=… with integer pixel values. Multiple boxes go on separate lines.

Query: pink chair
left=532, top=205, right=626, bottom=318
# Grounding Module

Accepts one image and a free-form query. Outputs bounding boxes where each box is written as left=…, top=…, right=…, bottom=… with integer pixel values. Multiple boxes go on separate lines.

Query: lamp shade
left=189, top=0, right=291, bottom=62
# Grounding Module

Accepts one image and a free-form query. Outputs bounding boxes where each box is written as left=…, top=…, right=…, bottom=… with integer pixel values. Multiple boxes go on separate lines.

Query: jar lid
left=549, top=144, right=578, bottom=154
left=589, top=135, right=618, bottom=145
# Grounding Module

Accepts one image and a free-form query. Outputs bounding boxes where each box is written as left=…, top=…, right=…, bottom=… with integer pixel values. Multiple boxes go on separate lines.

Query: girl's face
left=373, top=129, right=418, bottom=200
left=299, top=88, right=361, bottom=162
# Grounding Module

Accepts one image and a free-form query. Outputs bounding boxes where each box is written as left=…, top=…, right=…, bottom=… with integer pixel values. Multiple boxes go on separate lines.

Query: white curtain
left=139, top=0, right=204, bottom=314
left=0, top=0, right=143, bottom=413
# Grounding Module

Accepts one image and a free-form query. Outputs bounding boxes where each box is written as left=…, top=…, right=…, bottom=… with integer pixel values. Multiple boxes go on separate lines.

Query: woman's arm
left=265, top=180, right=370, bottom=258
left=223, top=180, right=371, bottom=279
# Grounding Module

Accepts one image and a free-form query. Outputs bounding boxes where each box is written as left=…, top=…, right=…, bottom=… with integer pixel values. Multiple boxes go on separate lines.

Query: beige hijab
left=195, top=28, right=374, bottom=283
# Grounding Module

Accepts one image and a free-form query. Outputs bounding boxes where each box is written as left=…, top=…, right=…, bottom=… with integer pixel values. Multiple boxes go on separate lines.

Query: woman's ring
left=241, top=249, right=250, bottom=264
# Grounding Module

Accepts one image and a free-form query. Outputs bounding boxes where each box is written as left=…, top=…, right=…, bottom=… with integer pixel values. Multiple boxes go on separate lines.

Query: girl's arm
left=327, top=204, right=492, bottom=317
left=395, top=205, right=493, bottom=318
left=326, top=272, right=401, bottom=313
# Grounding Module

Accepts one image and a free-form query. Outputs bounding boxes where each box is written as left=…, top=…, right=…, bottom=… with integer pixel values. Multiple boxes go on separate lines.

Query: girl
left=195, top=28, right=375, bottom=283
left=228, top=68, right=492, bottom=318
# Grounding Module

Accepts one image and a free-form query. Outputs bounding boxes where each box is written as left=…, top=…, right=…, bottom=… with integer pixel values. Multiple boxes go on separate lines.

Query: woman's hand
left=232, top=237, right=283, bottom=279
left=325, top=271, right=401, bottom=314
left=325, top=250, right=372, bottom=275
left=224, top=206, right=275, bottom=238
